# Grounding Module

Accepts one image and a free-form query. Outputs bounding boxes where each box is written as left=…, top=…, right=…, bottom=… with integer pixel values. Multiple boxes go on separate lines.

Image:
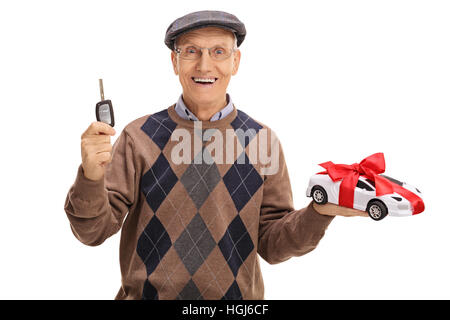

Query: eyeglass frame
left=174, top=44, right=237, bottom=61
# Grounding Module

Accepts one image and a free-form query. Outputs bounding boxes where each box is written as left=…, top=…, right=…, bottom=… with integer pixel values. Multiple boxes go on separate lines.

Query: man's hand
left=81, top=121, right=116, bottom=181
left=313, top=202, right=368, bottom=217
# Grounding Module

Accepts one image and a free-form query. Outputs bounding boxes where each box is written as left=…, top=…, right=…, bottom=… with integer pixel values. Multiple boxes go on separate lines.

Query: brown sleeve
left=64, top=129, right=137, bottom=246
left=257, top=138, right=334, bottom=264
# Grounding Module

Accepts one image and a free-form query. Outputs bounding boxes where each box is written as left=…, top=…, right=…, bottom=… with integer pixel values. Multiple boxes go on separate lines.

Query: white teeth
left=193, top=77, right=216, bottom=83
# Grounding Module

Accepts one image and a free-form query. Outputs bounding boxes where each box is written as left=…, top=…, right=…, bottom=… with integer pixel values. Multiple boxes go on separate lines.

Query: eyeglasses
left=174, top=45, right=236, bottom=61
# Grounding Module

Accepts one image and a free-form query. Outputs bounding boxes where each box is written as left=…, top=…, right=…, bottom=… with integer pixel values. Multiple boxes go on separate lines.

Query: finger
left=81, top=135, right=111, bottom=146
left=313, top=202, right=368, bottom=217
left=97, top=151, right=112, bottom=164
left=82, top=121, right=116, bottom=138
left=94, top=143, right=113, bottom=154
left=332, top=204, right=364, bottom=215
left=83, top=143, right=112, bottom=155
left=340, top=207, right=368, bottom=217
left=343, top=210, right=368, bottom=217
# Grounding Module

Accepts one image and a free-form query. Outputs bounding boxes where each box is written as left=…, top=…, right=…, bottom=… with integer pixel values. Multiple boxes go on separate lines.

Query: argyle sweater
left=64, top=104, right=334, bottom=300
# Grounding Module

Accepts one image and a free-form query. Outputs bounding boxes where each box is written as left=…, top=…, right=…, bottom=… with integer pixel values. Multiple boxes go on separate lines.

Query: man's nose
left=196, top=48, right=213, bottom=72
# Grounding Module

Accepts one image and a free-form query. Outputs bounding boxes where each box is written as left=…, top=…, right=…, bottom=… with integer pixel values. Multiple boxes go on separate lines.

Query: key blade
left=99, top=78, right=105, bottom=101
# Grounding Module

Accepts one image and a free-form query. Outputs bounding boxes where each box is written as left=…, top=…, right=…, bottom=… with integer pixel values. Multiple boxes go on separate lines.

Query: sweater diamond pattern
left=222, top=280, right=242, bottom=300
left=222, top=152, right=263, bottom=212
left=218, top=215, right=254, bottom=277
left=180, top=149, right=221, bottom=209
left=137, top=108, right=264, bottom=300
left=136, top=215, right=172, bottom=276
left=141, top=109, right=178, bottom=150
left=230, top=110, right=263, bottom=148
left=142, top=278, right=158, bottom=300
left=177, top=279, right=204, bottom=300
left=141, top=153, right=178, bottom=213
left=174, top=213, right=216, bottom=276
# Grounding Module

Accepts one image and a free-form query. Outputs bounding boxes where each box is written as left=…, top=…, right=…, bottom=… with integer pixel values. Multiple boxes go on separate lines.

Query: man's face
left=171, top=27, right=241, bottom=107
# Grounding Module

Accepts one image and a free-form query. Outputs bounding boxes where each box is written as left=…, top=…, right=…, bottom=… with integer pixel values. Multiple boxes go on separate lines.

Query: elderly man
left=64, top=10, right=364, bottom=300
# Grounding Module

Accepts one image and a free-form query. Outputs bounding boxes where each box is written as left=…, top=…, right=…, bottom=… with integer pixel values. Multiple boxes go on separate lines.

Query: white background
left=0, top=0, right=449, bottom=299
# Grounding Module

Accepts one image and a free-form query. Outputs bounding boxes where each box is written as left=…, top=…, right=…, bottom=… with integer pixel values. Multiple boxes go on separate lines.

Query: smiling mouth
left=191, top=77, right=218, bottom=86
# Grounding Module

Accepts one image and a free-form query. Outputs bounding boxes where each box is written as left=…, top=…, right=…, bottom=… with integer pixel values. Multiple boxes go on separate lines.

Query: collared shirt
left=174, top=93, right=234, bottom=121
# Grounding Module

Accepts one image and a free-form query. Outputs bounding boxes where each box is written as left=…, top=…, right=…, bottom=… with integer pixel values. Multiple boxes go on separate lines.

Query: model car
left=306, top=173, right=423, bottom=221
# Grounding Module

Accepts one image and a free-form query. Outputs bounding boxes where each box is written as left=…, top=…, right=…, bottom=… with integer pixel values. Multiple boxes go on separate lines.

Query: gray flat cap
left=164, top=10, right=246, bottom=50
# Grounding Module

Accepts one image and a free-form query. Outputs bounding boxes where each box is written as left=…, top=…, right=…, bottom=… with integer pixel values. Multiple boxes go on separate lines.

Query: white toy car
left=306, top=173, right=424, bottom=221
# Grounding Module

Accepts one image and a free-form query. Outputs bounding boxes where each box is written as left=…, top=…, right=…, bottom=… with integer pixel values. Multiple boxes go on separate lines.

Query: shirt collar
left=174, top=93, right=234, bottom=122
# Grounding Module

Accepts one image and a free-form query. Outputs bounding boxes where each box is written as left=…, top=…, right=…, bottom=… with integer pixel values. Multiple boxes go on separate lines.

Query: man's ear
left=232, top=49, right=241, bottom=75
left=171, top=51, right=179, bottom=75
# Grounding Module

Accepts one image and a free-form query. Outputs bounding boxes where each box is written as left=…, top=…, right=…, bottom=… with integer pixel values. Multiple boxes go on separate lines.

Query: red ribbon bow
left=318, top=153, right=424, bottom=214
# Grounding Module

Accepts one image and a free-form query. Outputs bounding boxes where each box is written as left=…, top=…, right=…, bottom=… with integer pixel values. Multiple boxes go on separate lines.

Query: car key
left=95, top=78, right=115, bottom=127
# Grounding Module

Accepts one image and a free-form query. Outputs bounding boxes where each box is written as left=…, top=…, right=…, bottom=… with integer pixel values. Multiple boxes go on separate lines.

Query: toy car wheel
left=311, top=186, right=328, bottom=205
left=366, top=200, right=388, bottom=221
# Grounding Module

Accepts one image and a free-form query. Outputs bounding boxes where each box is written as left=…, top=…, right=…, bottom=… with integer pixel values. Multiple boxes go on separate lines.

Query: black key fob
left=96, top=99, right=115, bottom=127
left=96, top=79, right=115, bottom=127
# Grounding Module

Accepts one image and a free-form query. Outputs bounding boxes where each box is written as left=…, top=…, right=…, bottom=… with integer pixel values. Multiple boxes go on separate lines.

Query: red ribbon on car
left=318, top=153, right=424, bottom=214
